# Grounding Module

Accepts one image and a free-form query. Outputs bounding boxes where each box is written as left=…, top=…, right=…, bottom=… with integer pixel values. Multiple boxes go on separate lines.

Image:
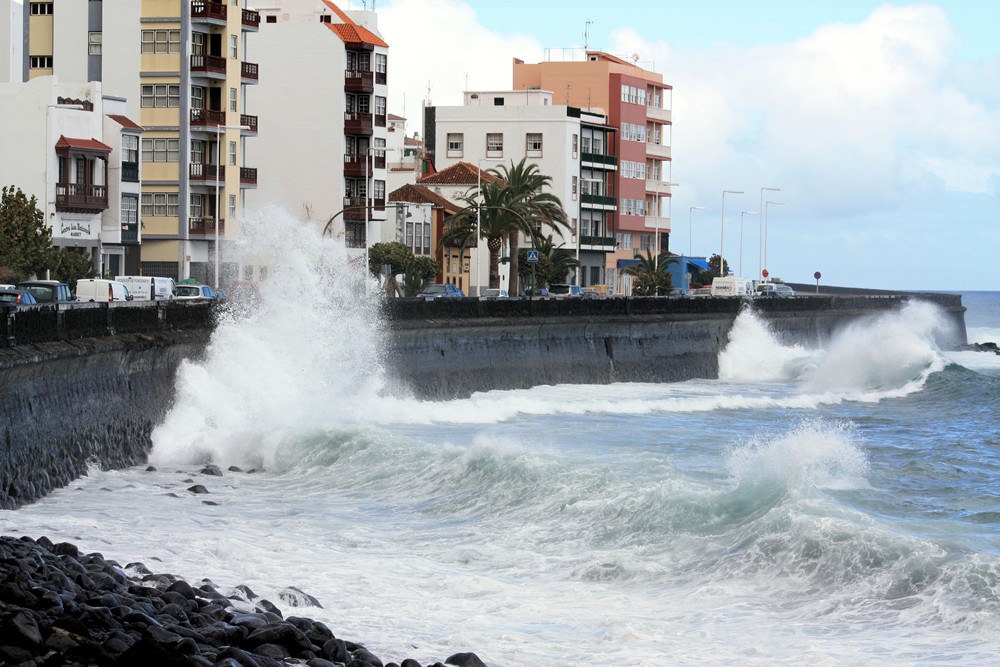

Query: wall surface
left=0, top=292, right=966, bottom=508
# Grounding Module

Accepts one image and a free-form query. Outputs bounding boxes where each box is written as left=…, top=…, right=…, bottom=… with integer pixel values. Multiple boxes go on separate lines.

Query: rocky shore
left=0, top=534, right=487, bottom=667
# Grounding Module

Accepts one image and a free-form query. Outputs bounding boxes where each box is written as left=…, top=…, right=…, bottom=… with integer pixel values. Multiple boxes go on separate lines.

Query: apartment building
left=3, top=0, right=260, bottom=284
left=514, top=51, right=672, bottom=295
left=247, top=0, right=390, bottom=257
left=424, top=89, right=618, bottom=294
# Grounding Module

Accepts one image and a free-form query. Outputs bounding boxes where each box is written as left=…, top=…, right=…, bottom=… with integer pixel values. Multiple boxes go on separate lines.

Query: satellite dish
left=631, top=54, right=639, bottom=63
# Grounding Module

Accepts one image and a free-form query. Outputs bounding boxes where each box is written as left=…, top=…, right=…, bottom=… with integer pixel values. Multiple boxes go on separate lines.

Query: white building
left=426, top=89, right=619, bottom=292
left=0, top=77, right=142, bottom=276
left=247, top=0, right=391, bottom=255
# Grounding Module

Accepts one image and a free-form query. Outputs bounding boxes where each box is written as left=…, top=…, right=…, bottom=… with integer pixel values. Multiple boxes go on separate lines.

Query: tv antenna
left=584, top=20, right=593, bottom=50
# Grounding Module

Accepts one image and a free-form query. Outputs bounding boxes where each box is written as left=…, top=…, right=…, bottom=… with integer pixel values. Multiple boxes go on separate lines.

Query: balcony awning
left=55, top=135, right=113, bottom=156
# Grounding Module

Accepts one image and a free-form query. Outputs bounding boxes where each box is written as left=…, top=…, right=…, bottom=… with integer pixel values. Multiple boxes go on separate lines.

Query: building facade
left=513, top=51, right=672, bottom=295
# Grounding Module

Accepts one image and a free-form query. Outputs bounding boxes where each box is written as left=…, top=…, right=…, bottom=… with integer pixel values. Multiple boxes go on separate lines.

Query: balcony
left=580, top=234, right=617, bottom=252
left=189, top=216, right=224, bottom=236
left=345, top=70, right=374, bottom=94
left=242, top=8, right=260, bottom=31
left=645, top=142, right=671, bottom=160
left=191, top=1, right=226, bottom=25
left=643, top=215, right=670, bottom=232
left=344, top=154, right=369, bottom=178
left=344, top=112, right=373, bottom=137
left=190, top=108, right=226, bottom=128
left=581, top=193, right=617, bottom=209
left=240, top=114, right=258, bottom=134
left=55, top=183, right=108, bottom=213
left=646, top=104, right=672, bottom=124
left=189, top=163, right=224, bottom=183
left=581, top=152, right=618, bottom=170
left=241, top=61, right=259, bottom=83
left=191, top=54, right=227, bottom=78
left=239, top=167, right=257, bottom=186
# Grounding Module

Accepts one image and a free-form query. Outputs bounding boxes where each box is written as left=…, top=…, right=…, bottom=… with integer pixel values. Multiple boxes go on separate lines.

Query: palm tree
left=439, top=180, right=518, bottom=289
left=491, top=159, right=570, bottom=295
left=517, top=234, right=580, bottom=288
left=624, top=249, right=678, bottom=296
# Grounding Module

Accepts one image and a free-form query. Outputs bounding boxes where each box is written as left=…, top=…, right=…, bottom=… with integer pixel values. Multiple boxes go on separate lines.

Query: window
left=141, top=138, right=179, bottom=163
left=122, top=135, right=138, bottom=163
left=141, top=193, right=179, bottom=217
left=190, top=194, right=204, bottom=218
left=320, top=14, right=331, bottom=23
left=141, top=30, right=180, bottom=54
left=228, top=195, right=236, bottom=218
left=572, top=133, right=578, bottom=158
left=29, top=56, right=53, bottom=69
left=265, top=15, right=277, bottom=23
left=29, top=2, right=52, bottom=15
left=191, top=32, right=204, bottom=56
left=229, top=88, right=237, bottom=112
left=229, top=142, right=237, bottom=166
left=486, top=133, right=503, bottom=153
left=89, top=32, right=102, bottom=56
left=121, top=196, right=138, bottom=229
left=230, top=35, right=238, bottom=59
left=141, top=84, right=180, bottom=108
left=571, top=176, right=578, bottom=199
left=373, top=180, right=385, bottom=201
left=191, top=86, right=205, bottom=110
left=374, top=96, right=386, bottom=116
left=493, top=97, right=504, bottom=106
left=526, top=133, right=543, bottom=152
left=191, top=140, right=205, bottom=165
left=447, top=133, right=463, bottom=155
left=375, top=53, right=387, bottom=74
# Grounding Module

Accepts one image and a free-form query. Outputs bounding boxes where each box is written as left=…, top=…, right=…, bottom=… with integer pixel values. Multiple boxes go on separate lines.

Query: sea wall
left=0, top=292, right=966, bottom=508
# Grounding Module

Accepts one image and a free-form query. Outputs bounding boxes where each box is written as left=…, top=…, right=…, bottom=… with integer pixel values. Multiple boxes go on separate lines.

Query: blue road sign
left=527, top=250, right=540, bottom=263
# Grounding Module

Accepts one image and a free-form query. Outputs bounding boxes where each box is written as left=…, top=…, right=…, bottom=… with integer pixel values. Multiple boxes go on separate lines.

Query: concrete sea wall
left=0, top=293, right=966, bottom=508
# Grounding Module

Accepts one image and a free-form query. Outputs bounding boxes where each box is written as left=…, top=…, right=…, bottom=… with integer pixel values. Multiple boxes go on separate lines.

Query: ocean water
left=3, top=211, right=1000, bottom=666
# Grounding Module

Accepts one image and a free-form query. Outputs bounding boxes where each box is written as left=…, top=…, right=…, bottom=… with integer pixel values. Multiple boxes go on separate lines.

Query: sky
left=363, top=0, right=999, bottom=291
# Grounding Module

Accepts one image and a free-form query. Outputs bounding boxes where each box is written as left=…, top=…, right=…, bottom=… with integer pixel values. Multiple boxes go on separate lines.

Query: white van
left=115, top=275, right=176, bottom=301
left=76, top=279, right=133, bottom=303
left=710, top=276, right=753, bottom=297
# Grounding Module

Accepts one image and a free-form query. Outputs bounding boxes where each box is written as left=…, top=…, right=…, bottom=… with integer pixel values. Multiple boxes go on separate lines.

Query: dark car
left=417, top=284, right=465, bottom=299
left=0, top=289, right=38, bottom=305
left=16, top=280, right=75, bottom=303
left=522, top=287, right=550, bottom=299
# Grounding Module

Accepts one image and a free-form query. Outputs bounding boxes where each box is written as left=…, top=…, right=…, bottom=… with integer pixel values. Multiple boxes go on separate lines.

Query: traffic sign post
left=814, top=271, right=821, bottom=294
left=527, top=250, right=539, bottom=263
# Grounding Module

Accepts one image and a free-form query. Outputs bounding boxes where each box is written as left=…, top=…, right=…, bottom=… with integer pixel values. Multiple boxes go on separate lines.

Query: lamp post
left=214, top=124, right=249, bottom=289
left=739, top=210, right=758, bottom=277
left=720, top=189, right=743, bottom=278
left=688, top=205, right=705, bottom=257
left=763, top=200, right=784, bottom=281
left=758, top=187, right=780, bottom=280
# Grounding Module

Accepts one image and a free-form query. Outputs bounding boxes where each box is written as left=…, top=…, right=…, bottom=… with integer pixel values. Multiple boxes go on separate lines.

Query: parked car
left=755, top=283, right=795, bottom=297
left=76, top=279, right=133, bottom=302
left=549, top=284, right=584, bottom=298
left=0, top=289, right=38, bottom=305
left=16, top=280, right=76, bottom=303
left=582, top=287, right=609, bottom=299
left=417, top=284, right=464, bottom=299
left=174, top=284, right=219, bottom=302
left=115, top=275, right=176, bottom=301
left=479, top=288, right=509, bottom=300
left=522, top=287, right=550, bottom=299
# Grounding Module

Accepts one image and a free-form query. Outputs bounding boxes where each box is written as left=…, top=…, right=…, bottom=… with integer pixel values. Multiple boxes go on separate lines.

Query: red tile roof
left=321, top=0, right=388, bottom=48
left=54, top=135, right=113, bottom=153
left=389, top=183, right=462, bottom=212
left=418, top=161, right=503, bottom=187
left=106, top=114, right=143, bottom=131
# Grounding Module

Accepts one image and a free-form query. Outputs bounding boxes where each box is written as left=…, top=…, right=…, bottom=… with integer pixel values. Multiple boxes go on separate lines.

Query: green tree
left=403, top=255, right=440, bottom=297
left=439, top=180, right=519, bottom=290
left=491, top=159, right=570, bottom=296
left=51, top=248, right=96, bottom=285
left=0, top=186, right=53, bottom=281
left=368, top=241, right=414, bottom=297
left=517, top=234, right=580, bottom=288
left=693, top=254, right=730, bottom=287
left=624, top=250, right=677, bottom=296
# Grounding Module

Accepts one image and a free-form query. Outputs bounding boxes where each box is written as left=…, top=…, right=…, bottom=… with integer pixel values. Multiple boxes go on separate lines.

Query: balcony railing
left=191, top=1, right=226, bottom=22
left=241, top=61, right=258, bottom=82
left=344, top=222, right=366, bottom=248
left=344, top=70, right=374, bottom=93
left=239, top=167, right=257, bottom=185
left=189, top=163, right=224, bottom=182
left=191, top=54, right=227, bottom=76
left=581, top=152, right=618, bottom=168
left=581, top=193, right=617, bottom=208
left=242, top=8, right=260, bottom=30
left=190, top=108, right=226, bottom=127
left=189, top=216, right=224, bottom=236
left=344, top=112, right=373, bottom=136
left=580, top=234, right=617, bottom=250
left=55, top=183, right=108, bottom=213
left=240, top=114, right=258, bottom=133
left=344, top=154, right=369, bottom=178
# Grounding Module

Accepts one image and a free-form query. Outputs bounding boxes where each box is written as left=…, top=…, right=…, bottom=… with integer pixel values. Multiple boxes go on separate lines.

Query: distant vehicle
left=755, top=283, right=795, bottom=298
left=75, top=279, right=133, bottom=302
left=417, top=284, right=464, bottom=299
left=522, top=287, right=550, bottom=299
left=549, top=284, right=584, bottom=298
left=689, top=287, right=714, bottom=297
left=582, top=287, right=609, bottom=299
left=479, top=288, right=509, bottom=300
left=710, top=276, right=753, bottom=297
left=16, top=280, right=76, bottom=303
left=0, top=289, right=38, bottom=305
left=174, top=284, right=218, bottom=302
left=0, top=284, right=15, bottom=290
left=115, top=275, right=176, bottom=301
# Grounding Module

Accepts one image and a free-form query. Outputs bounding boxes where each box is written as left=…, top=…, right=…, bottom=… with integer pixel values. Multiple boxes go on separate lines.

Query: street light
left=764, top=200, right=784, bottom=281
left=720, top=189, right=743, bottom=278
left=759, top=187, right=780, bottom=279
left=688, top=205, right=706, bottom=257
left=215, top=124, right=249, bottom=289
left=739, top=210, right=758, bottom=277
